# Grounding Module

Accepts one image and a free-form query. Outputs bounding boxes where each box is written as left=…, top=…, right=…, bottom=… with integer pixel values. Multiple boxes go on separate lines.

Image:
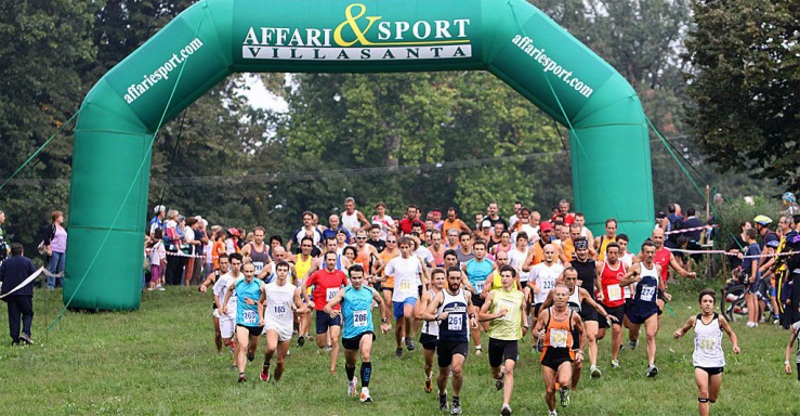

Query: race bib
left=448, top=314, right=463, bottom=331
left=474, top=281, right=485, bottom=293
left=353, top=310, right=369, bottom=327
left=641, top=286, right=656, bottom=302
left=326, top=287, right=339, bottom=301
left=549, top=328, right=568, bottom=348
left=273, top=304, right=288, bottom=316
left=498, top=300, right=515, bottom=321
left=253, top=262, right=265, bottom=274
left=698, top=338, right=716, bottom=352
left=243, top=310, right=257, bottom=325
left=607, top=284, right=622, bottom=301
left=542, top=279, right=554, bottom=290
left=399, top=280, right=413, bottom=292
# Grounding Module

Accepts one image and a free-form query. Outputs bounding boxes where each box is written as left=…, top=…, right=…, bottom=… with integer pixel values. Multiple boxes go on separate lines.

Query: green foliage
left=714, top=196, right=783, bottom=248
left=685, top=0, right=800, bottom=190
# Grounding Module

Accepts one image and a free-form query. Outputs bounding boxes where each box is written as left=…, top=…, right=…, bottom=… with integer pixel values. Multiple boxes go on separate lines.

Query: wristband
left=381, top=317, right=388, bottom=324
left=786, top=360, right=791, bottom=365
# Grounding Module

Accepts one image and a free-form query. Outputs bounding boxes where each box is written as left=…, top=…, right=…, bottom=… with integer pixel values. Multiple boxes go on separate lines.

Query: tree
left=685, top=0, right=800, bottom=190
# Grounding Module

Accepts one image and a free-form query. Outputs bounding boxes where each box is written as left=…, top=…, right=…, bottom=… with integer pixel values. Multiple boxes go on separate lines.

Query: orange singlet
left=354, top=245, right=372, bottom=274
left=541, top=307, right=576, bottom=361
left=379, top=248, right=399, bottom=288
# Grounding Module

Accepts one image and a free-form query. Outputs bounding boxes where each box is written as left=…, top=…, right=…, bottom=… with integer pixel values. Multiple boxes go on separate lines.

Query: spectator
left=163, top=210, right=185, bottom=286
left=43, top=210, right=67, bottom=290
left=149, top=205, right=166, bottom=237
left=147, top=229, right=166, bottom=291
left=0, top=210, right=9, bottom=263
left=0, top=243, right=37, bottom=345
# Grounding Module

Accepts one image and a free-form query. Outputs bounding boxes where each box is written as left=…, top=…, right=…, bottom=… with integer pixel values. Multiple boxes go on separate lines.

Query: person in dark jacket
left=0, top=243, right=37, bottom=345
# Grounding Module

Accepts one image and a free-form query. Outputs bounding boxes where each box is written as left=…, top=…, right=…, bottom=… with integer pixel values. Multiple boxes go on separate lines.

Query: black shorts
left=695, top=366, right=724, bottom=376
left=471, top=294, right=485, bottom=308
left=599, top=305, right=625, bottom=329
left=342, top=332, right=375, bottom=351
left=315, top=310, right=342, bottom=334
left=437, top=340, right=469, bottom=368
left=420, top=333, right=438, bottom=351
left=488, top=338, right=519, bottom=368
left=236, top=324, right=264, bottom=337
left=540, top=347, right=572, bottom=371
left=382, top=286, right=393, bottom=294
left=579, top=302, right=598, bottom=322
left=418, top=285, right=423, bottom=298
left=533, top=303, right=543, bottom=319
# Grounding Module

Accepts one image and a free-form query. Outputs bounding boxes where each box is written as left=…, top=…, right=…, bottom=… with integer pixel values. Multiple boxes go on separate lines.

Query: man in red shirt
left=595, top=242, right=626, bottom=373
left=648, top=228, right=695, bottom=312
left=302, top=251, right=348, bottom=374
left=398, top=204, right=427, bottom=235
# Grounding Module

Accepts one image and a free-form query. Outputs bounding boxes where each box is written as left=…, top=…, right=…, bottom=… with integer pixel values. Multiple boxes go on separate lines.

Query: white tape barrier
left=664, top=224, right=717, bottom=235
left=667, top=247, right=798, bottom=259
left=0, top=267, right=63, bottom=299
left=164, top=251, right=205, bottom=259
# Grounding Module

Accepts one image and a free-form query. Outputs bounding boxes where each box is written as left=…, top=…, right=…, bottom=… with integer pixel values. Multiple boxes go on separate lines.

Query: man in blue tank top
left=324, top=264, right=391, bottom=403
left=421, top=267, right=478, bottom=415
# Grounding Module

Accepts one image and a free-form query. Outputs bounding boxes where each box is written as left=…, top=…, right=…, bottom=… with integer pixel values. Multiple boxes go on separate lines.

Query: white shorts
left=213, top=309, right=220, bottom=319
left=219, top=314, right=235, bottom=339
left=263, top=323, right=293, bottom=342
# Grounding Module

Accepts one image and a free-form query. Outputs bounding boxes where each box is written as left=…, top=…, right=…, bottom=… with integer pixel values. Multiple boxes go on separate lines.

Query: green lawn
left=1, top=281, right=798, bottom=416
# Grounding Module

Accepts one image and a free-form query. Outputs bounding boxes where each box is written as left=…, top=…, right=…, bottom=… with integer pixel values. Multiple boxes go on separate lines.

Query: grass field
left=1, top=280, right=798, bottom=416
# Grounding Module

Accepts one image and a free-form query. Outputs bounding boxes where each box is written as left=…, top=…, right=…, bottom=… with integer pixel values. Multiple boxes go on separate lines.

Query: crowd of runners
left=144, top=198, right=759, bottom=416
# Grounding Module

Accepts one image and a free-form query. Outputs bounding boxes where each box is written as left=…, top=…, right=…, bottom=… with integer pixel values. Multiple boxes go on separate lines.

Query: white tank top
left=567, top=287, right=581, bottom=312
left=693, top=313, right=725, bottom=368
left=342, top=210, right=361, bottom=234
left=509, top=248, right=530, bottom=282
left=422, top=289, right=440, bottom=337
left=621, top=252, right=635, bottom=298
left=264, top=282, right=296, bottom=338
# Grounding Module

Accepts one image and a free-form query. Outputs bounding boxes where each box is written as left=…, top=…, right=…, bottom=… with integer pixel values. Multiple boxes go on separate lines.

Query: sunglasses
left=387, top=240, right=397, bottom=243
left=356, top=237, right=367, bottom=240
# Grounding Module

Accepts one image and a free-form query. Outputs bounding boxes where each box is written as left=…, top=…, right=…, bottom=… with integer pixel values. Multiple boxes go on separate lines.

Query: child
left=673, top=289, right=741, bottom=416
left=148, top=228, right=167, bottom=291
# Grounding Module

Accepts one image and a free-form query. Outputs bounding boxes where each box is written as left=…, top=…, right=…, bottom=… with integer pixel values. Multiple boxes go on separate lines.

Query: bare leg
left=214, top=316, right=223, bottom=353
left=585, top=321, right=599, bottom=367
left=644, top=314, right=659, bottom=365
left=451, top=354, right=466, bottom=396
left=695, top=368, right=710, bottom=416
left=542, top=365, right=557, bottom=411
left=274, top=340, right=290, bottom=381
left=329, top=325, right=341, bottom=373
left=502, top=359, right=516, bottom=406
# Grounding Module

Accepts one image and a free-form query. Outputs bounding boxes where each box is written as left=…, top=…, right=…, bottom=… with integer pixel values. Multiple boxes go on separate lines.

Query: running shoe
left=500, top=403, right=512, bottom=416
left=559, top=387, right=570, bottom=407
left=475, top=345, right=483, bottom=356
left=590, top=366, right=602, bottom=378
left=495, top=376, right=504, bottom=391
left=549, top=411, right=558, bottom=416
left=19, top=334, right=34, bottom=345
left=405, top=337, right=416, bottom=351
left=424, top=374, right=433, bottom=393
left=297, top=336, right=306, bottom=347
left=646, top=364, right=659, bottom=377
left=438, top=391, right=448, bottom=411
left=629, top=339, right=638, bottom=350
left=247, top=351, right=255, bottom=362
left=237, top=373, right=247, bottom=383
left=326, top=345, right=333, bottom=353
left=359, top=387, right=372, bottom=403
left=451, top=396, right=462, bottom=414
left=348, top=377, right=358, bottom=397
left=260, top=371, right=270, bottom=382
left=395, top=348, right=403, bottom=357
left=611, top=359, right=620, bottom=368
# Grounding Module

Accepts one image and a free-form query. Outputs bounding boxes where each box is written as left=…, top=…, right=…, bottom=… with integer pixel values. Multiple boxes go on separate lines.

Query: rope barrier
left=666, top=247, right=798, bottom=259
left=664, top=224, right=717, bottom=235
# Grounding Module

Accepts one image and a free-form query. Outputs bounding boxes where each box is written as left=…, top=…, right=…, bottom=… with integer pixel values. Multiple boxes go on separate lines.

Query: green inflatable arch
left=66, top=0, right=653, bottom=310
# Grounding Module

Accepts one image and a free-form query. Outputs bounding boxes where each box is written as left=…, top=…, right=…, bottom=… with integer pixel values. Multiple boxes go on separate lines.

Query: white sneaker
left=646, top=364, right=659, bottom=377
left=359, top=387, right=372, bottom=403
left=611, top=359, right=620, bottom=368
left=549, top=410, right=558, bottom=416
left=348, top=377, right=357, bottom=397
left=590, top=365, right=602, bottom=378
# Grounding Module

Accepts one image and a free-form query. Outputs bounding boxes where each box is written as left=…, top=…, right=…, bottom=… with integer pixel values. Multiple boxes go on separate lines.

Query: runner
left=619, top=241, right=665, bottom=377
left=462, top=239, right=494, bottom=355
left=421, top=267, right=478, bottom=415
left=594, top=218, right=618, bottom=262
left=527, top=244, right=564, bottom=350
left=366, top=224, right=387, bottom=253
left=258, top=261, right=307, bottom=382
left=294, top=237, right=317, bottom=346
left=416, top=268, right=446, bottom=393
left=456, top=231, right=474, bottom=264
left=342, top=197, right=371, bottom=235
left=221, top=260, right=265, bottom=382
left=212, top=254, right=239, bottom=362
left=478, top=265, right=528, bottom=416
left=442, top=207, right=472, bottom=237
left=353, top=229, right=381, bottom=278
left=570, top=238, right=604, bottom=378
left=596, top=242, right=626, bottom=370
left=324, top=264, right=392, bottom=402
left=375, top=234, right=400, bottom=311
left=541, top=267, right=616, bottom=389
left=371, top=202, right=396, bottom=240
left=784, top=306, right=800, bottom=380
left=302, top=251, right=349, bottom=374
left=674, top=289, right=741, bottom=416
left=429, top=230, right=446, bottom=268
left=649, top=228, right=696, bottom=314
left=534, top=285, right=585, bottom=416
left=241, top=226, right=270, bottom=281
left=200, top=254, right=229, bottom=353
left=383, top=236, right=426, bottom=356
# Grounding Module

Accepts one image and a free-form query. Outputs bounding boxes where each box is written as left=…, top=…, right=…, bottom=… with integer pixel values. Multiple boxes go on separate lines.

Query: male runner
left=221, top=260, right=264, bottom=382
left=596, top=242, right=626, bottom=370
left=259, top=261, right=307, bottom=382
left=417, top=268, right=446, bottom=393
left=479, top=265, right=528, bottom=416
left=456, top=231, right=474, bottom=264
left=527, top=244, right=564, bottom=349
left=421, top=267, right=478, bottom=415
left=462, top=239, right=494, bottom=355
left=324, top=264, right=391, bottom=402
left=200, top=254, right=229, bottom=353
left=302, top=251, right=348, bottom=373
left=594, top=218, right=618, bottom=262
left=383, top=236, right=425, bottom=356
left=570, top=239, right=604, bottom=378
left=242, top=226, right=271, bottom=281
left=619, top=241, right=664, bottom=377
left=534, top=285, right=585, bottom=416
left=294, top=237, right=317, bottom=345
left=212, top=254, right=239, bottom=361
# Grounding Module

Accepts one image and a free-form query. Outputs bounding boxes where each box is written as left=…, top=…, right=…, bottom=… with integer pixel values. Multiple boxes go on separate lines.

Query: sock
left=361, top=362, right=372, bottom=387
left=346, top=364, right=356, bottom=382
left=262, top=361, right=270, bottom=373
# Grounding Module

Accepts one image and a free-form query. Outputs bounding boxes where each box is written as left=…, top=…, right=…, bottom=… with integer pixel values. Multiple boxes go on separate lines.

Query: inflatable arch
left=66, top=0, right=653, bottom=310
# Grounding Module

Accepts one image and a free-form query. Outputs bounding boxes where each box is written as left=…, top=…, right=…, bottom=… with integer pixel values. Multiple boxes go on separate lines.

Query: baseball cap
left=540, top=221, right=553, bottom=232
left=481, top=219, right=492, bottom=228
left=227, top=228, right=240, bottom=236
